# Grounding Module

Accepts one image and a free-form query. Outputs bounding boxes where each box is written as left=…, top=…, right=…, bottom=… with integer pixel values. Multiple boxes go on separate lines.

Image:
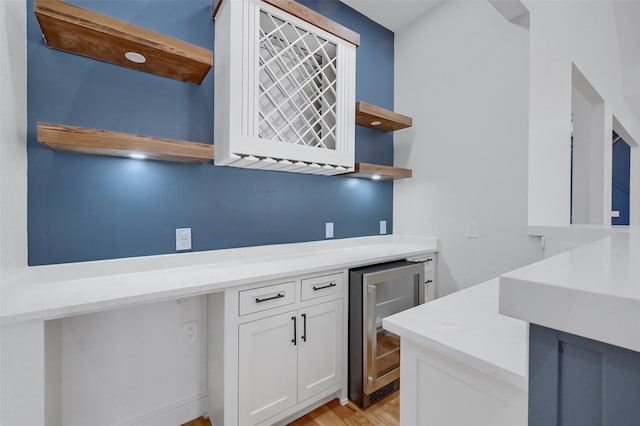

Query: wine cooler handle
left=366, top=284, right=378, bottom=390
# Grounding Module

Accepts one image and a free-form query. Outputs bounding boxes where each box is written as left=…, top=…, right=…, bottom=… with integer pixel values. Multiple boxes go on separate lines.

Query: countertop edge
left=383, top=279, right=528, bottom=392
left=1, top=236, right=438, bottom=325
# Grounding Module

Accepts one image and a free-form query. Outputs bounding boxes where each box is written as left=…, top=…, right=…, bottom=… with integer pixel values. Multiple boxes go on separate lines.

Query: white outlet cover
left=466, top=221, right=479, bottom=239
left=325, top=222, right=334, bottom=239
left=184, top=321, right=197, bottom=343
left=176, top=228, right=192, bottom=251
left=380, top=220, right=387, bottom=235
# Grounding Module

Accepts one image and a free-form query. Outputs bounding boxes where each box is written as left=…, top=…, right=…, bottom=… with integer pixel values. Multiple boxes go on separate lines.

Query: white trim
left=0, top=0, right=28, bottom=284
left=115, top=392, right=208, bottom=426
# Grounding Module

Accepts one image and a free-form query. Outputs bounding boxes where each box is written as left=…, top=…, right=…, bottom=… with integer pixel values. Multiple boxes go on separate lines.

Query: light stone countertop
left=499, top=230, right=640, bottom=352
left=384, top=278, right=528, bottom=391
left=0, top=235, right=438, bottom=325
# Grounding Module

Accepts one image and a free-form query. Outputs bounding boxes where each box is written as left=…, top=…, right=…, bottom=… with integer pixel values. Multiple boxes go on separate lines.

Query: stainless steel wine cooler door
left=361, top=263, right=424, bottom=395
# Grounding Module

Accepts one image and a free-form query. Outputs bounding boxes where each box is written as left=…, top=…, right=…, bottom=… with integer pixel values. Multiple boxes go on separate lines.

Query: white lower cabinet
left=210, top=271, right=347, bottom=426
left=239, top=311, right=299, bottom=425
left=239, top=299, right=343, bottom=425
left=297, top=299, right=343, bottom=402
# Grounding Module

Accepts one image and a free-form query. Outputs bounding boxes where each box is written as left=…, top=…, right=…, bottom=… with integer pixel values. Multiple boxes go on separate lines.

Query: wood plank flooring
left=287, top=391, right=399, bottom=426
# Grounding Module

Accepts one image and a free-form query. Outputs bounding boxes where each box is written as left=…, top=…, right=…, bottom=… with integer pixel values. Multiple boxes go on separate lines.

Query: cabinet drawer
left=239, top=281, right=295, bottom=316
left=301, top=273, right=343, bottom=301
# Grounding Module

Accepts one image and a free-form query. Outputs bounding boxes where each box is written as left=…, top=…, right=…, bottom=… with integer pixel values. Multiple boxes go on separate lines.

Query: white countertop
left=383, top=279, right=528, bottom=391
left=0, top=235, right=437, bottom=325
left=500, top=230, right=640, bottom=352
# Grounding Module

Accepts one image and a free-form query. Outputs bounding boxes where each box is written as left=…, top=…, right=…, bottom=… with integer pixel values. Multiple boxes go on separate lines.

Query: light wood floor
left=287, top=391, right=399, bottom=426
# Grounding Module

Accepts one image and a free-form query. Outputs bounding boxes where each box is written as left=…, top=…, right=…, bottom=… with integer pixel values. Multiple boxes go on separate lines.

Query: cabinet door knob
left=426, top=280, right=433, bottom=284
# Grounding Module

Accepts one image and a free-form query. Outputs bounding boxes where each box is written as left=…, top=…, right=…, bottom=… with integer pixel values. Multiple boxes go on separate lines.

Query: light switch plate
left=325, top=222, right=334, bottom=239
left=176, top=228, right=192, bottom=251
left=380, top=220, right=387, bottom=235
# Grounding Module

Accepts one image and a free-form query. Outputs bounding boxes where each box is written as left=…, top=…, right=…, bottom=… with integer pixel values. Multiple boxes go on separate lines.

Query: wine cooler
left=348, top=260, right=424, bottom=408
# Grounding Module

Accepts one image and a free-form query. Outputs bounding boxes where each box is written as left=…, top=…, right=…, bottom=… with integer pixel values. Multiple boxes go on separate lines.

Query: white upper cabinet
left=214, top=0, right=358, bottom=174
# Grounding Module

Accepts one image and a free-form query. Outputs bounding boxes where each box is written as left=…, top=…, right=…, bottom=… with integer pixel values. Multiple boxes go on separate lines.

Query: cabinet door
left=238, top=311, right=298, bottom=425
left=297, top=299, right=344, bottom=402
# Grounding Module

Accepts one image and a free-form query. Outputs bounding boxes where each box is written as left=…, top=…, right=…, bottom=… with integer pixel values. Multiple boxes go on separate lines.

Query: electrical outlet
left=467, top=221, right=479, bottom=239
left=176, top=228, right=192, bottom=251
left=184, top=321, right=198, bottom=342
left=380, top=220, right=387, bottom=235
left=325, top=222, right=334, bottom=239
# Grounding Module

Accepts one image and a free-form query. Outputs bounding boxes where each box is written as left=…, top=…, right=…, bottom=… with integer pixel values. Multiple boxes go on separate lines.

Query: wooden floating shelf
left=355, top=101, right=413, bottom=132
left=341, top=163, right=412, bottom=180
left=37, top=123, right=214, bottom=164
left=211, top=0, right=360, bottom=47
left=34, top=0, right=213, bottom=84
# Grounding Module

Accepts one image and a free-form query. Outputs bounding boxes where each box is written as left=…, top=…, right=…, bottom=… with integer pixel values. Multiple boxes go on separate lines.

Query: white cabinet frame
left=214, top=0, right=356, bottom=174
left=208, top=269, right=348, bottom=426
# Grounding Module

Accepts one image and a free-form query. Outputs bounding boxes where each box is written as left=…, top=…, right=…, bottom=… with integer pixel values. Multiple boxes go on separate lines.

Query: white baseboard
left=115, top=392, right=208, bottom=426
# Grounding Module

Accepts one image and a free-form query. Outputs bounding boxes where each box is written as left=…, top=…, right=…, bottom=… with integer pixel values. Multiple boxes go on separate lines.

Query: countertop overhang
left=499, top=230, right=640, bottom=352
left=1, top=235, right=438, bottom=325
left=384, top=279, right=528, bottom=391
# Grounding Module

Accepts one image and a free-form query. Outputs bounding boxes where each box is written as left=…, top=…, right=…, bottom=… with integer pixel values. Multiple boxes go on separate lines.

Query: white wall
left=0, top=0, right=28, bottom=281
left=527, top=0, right=640, bottom=226
left=571, top=66, right=606, bottom=226
left=393, top=0, right=542, bottom=296
left=0, top=1, right=38, bottom=425
left=58, top=297, right=208, bottom=426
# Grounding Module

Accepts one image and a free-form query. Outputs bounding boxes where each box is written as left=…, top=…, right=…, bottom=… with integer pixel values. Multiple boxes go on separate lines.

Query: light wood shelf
left=34, top=0, right=213, bottom=84
left=355, top=101, right=412, bottom=132
left=340, top=163, right=412, bottom=180
left=212, top=0, right=360, bottom=47
left=37, top=123, right=214, bottom=163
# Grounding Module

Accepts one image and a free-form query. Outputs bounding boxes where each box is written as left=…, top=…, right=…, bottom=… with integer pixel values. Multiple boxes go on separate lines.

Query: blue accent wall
left=529, top=324, right=640, bottom=426
left=612, top=133, right=630, bottom=226
left=27, top=0, right=395, bottom=265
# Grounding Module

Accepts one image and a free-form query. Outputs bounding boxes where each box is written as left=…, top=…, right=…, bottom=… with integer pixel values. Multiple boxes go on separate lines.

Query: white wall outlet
left=466, top=221, right=479, bottom=239
left=325, top=222, right=334, bottom=239
left=184, top=321, right=198, bottom=343
left=176, top=228, right=192, bottom=251
left=380, top=220, right=387, bottom=235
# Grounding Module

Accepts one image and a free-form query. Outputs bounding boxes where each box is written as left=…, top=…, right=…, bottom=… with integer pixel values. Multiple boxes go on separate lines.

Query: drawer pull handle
left=255, top=293, right=284, bottom=303
left=426, top=280, right=433, bottom=284
left=426, top=258, right=434, bottom=263
left=312, top=282, right=337, bottom=291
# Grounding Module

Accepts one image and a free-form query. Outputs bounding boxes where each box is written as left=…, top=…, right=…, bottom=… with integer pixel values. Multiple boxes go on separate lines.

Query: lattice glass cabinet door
left=214, top=0, right=357, bottom=174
